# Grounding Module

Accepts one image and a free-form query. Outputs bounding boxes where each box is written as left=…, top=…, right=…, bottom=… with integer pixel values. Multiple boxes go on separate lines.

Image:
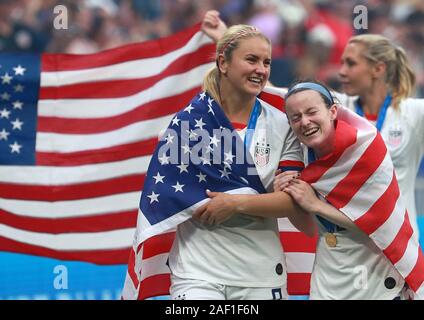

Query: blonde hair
left=348, top=34, right=416, bottom=110
left=202, top=25, right=270, bottom=106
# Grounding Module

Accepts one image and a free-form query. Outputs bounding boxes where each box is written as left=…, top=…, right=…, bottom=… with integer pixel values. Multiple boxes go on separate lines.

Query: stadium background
left=0, top=0, right=423, bottom=299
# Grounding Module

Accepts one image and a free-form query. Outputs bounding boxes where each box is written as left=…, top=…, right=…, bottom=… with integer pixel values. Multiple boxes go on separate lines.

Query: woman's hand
left=273, top=170, right=300, bottom=192
left=283, top=179, right=321, bottom=213
left=201, top=10, right=227, bottom=42
left=193, top=190, right=239, bottom=225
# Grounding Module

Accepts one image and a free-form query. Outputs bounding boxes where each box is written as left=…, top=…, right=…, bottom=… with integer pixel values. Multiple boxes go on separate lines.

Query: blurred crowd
left=0, top=0, right=423, bottom=96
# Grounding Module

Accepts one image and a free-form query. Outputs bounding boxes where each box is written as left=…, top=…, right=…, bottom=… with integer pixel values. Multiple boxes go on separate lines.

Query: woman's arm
left=284, top=179, right=359, bottom=231
left=193, top=190, right=317, bottom=237
left=201, top=10, right=227, bottom=42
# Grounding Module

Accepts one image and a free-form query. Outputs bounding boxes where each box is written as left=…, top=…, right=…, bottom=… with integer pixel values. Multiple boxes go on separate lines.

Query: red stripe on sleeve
left=278, top=160, right=305, bottom=169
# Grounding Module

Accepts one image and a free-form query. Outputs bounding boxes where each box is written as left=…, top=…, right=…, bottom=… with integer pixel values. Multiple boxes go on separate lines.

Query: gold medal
left=324, top=233, right=337, bottom=247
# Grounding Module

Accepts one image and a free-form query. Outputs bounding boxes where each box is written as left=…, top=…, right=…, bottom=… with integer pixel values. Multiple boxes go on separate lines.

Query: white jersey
left=310, top=218, right=405, bottom=300
left=309, top=94, right=424, bottom=299
left=335, top=93, right=424, bottom=236
left=168, top=100, right=303, bottom=287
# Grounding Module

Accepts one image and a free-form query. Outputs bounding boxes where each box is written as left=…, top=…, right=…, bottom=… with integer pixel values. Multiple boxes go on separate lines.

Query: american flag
left=0, top=24, right=315, bottom=299
left=299, top=103, right=424, bottom=299
left=122, top=87, right=317, bottom=300
left=0, top=23, right=215, bottom=264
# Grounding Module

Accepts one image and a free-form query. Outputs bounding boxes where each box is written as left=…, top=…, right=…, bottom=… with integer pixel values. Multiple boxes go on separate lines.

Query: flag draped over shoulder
left=123, top=87, right=317, bottom=300
left=300, top=105, right=424, bottom=299
left=123, top=91, right=270, bottom=299
left=0, top=24, right=215, bottom=264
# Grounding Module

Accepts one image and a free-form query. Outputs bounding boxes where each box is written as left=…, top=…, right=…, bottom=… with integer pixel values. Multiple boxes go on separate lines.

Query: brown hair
left=202, top=24, right=270, bottom=106
left=348, top=34, right=416, bottom=110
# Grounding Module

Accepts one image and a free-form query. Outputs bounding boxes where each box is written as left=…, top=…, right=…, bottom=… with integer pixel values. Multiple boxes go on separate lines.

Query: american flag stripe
left=354, top=170, right=399, bottom=234
left=405, top=249, right=424, bottom=292
left=40, top=47, right=214, bottom=99
left=0, top=174, right=145, bottom=201
left=0, top=192, right=140, bottom=218
left=37, top=89, right=198, bottom=134
left=35, top=117, right=172, bottom=153
left=340, top=153, right=394, bottom=219
left=280, top=232, right=317, bottom=252
left=327, top=134, right=387, bottom=209
left=36, top=138, right=157, bottom=166
left=41, top=28, right=210, bottom=72
left=285, top=252, right=315, bottom=273
left=1, top=208, right=136, bottom=233
left=0, top=23, right=214, bottom=264
left=383, top=213, right=414, bottom=264
left=37, top=66, right=210, bottom=119
left=0, top=236, right=130, bottom=264
left=0, top=224, right=134, bottom=250
left=0, top=157, right=151, bottom=184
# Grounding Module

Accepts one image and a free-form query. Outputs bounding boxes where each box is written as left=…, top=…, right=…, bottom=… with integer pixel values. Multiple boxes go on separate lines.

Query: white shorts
left=170, top=275, right=288, bottom=300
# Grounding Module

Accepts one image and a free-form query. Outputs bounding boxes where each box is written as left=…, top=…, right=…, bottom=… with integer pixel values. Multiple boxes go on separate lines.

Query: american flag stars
left=147, top=191, right=160, bottom=204
left=153, top=172, right=165, bottom=184
left=9, top=141, right=22, bottom=154
left=0, top=62, right=28, bottom=158
left=11, top=118, right=24, bottom=130
left=1, top=72, right=13, bottom=84
left=0, top=128, right=10, bottom=140
left=13, top=65, right=26, bottom=76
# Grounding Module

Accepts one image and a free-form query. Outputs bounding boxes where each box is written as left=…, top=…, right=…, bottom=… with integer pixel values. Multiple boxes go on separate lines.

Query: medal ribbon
left=355, top=94, right=392, bottom=132
left=244, top=98, right=262, bottom=150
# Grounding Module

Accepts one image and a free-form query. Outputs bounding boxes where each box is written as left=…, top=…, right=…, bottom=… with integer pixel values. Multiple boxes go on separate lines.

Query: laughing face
left=219, top=36, right=271, bottom=97
left=285, top=90, right=337, bottom=158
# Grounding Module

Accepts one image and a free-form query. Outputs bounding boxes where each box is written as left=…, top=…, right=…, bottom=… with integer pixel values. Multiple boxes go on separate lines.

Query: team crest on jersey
left=254, top=142, right=270, bottom=167
left=387, top=124, right=403, bottom=147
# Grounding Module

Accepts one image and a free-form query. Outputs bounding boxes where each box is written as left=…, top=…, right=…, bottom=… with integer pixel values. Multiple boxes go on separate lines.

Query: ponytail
left=390, top=46, right=416, bottom=110
left=202, top=67, right=221, bottom=106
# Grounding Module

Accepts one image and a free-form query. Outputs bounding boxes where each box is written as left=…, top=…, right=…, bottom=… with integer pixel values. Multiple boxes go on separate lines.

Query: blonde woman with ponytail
left=338, top=34, right=424, bottom=240
left=166, top=11, right=313, bottom=300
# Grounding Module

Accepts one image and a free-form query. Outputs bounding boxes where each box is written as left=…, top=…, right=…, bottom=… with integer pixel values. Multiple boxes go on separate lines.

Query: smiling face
left=218, top=36, right=271, bottom=98
left=338, top=42, right=376, bottom=96
left=285, top=90, right=337, bottom=157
